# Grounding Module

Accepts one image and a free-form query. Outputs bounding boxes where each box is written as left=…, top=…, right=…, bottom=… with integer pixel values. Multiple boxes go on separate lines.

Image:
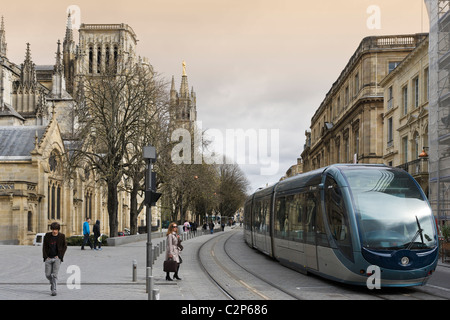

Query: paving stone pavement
left=0, top=228, right=230, bottom=300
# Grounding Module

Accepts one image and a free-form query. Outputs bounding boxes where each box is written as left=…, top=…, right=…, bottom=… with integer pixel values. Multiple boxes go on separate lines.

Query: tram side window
left=288, top=194, right=305, bottom=242
left=253, top=201, right=261, bottom=233
left=274, top=196, right=287, bottom=239
left=325, top=176, right=353, bottom=261
left=305, top=193, right=316, bottom=245
left=244, top=203, right=251, bottom=231
left=260, top=197, right=270, bottom=233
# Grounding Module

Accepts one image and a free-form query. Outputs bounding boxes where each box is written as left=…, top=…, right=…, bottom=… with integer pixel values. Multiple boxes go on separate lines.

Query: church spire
left=63, top=12, right=76, bottom=95
left=0, top=16, right=7, bottom=57
left=65, top=12, right=73, bottom=43
left=54, top=39, right=63, bottom=74
left=51, top=40, right=68, bottom=98
left=20, top=43, right=37, bottom=88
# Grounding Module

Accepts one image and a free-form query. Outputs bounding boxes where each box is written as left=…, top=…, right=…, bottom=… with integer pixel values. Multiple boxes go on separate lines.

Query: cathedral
left=0, top=14, right=196, bottom=245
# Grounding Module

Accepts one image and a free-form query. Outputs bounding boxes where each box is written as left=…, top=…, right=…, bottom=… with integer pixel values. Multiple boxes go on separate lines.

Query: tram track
left=197, top=229, right=450, bottom=300
left=198, top=230, right=298, bottom=300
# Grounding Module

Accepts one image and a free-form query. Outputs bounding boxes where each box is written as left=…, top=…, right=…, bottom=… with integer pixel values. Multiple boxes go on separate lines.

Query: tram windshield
left=342, top=168, right=437, bottom=251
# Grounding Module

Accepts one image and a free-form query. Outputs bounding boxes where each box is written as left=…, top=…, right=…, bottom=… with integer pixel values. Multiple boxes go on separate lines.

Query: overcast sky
left=2, top=0, right=429, bottom=193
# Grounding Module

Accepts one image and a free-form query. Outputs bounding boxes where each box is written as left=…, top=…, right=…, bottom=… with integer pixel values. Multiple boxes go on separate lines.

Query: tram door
left=305, top=192, right=318, bottom=270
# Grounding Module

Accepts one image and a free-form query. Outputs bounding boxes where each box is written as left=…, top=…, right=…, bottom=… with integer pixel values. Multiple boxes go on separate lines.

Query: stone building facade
left=380, top=36, right=430, bottom=195
left=0, top=15, right=154, bottom=244
left=301, top=34, right=429, bottom=174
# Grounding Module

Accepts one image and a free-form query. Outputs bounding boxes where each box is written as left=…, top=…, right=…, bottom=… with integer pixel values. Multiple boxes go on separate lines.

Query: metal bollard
left=132, top=260, right=137, bottom=282
left=146, top=266, right=152, bottom=293
left=152, top=288, right=160, bottom=300
left=148, top=273, right=154, bottom=300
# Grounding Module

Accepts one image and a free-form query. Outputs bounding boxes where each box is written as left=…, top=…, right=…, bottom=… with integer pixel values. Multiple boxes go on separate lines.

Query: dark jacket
left=93, top=220, right=101, bottom=238
left=42, top=232, right=67, bottom=262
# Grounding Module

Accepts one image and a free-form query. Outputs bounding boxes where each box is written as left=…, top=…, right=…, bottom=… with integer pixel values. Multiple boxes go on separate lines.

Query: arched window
left=89, top=46, right=93, bottom=74
left=48, top=181, right=62, bottom=221
left=105, top=46, right=110, bottom=70
left=97, top=46, right=102, bottom=73
left=48, top=149, right=63, bottom=222
left=114, top=45, right=119, bottom=72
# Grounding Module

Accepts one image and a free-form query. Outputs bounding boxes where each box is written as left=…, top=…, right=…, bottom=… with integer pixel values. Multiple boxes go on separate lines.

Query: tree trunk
left=107, top=181, right=119, bottom=237
left=129, top=182, right=139, bottom=235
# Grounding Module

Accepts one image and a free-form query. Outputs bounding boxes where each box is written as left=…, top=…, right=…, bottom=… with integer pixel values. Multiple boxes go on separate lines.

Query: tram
left=244, top=164, right=439, bottom=287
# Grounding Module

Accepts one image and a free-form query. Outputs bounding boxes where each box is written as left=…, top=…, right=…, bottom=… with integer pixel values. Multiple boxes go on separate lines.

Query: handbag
left=163, top=258, right=178, bottom=273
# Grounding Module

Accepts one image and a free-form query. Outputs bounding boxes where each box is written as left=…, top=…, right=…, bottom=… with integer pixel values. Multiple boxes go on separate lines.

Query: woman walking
left=165, top=222, right=182, bottom=281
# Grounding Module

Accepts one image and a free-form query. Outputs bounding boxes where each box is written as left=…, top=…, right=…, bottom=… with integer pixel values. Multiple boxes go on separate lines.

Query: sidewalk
left=0, top=227, right=230, bottom=300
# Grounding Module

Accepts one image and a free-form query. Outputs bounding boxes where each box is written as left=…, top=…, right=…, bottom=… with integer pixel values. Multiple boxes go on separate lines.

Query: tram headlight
left=400, top=257, right=410, bottom=266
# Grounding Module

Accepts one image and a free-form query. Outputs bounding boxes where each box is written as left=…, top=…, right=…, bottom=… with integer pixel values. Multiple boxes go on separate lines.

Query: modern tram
left=244, top=164, right=439, bottom=287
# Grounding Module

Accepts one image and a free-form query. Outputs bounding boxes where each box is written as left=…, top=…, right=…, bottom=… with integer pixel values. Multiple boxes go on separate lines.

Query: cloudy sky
left=2, top=0, right=429, bottom=192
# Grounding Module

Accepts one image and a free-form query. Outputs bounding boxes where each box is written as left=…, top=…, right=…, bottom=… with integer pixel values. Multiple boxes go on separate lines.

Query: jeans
left=45, top=258, right=61, bottom=293
left=81, top=234, right=93, bottom=249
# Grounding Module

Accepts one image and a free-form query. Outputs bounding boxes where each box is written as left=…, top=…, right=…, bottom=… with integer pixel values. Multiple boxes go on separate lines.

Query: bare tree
left=72, top=61, right=157, bottom=236
left=216, top=161, right=250, bottom=220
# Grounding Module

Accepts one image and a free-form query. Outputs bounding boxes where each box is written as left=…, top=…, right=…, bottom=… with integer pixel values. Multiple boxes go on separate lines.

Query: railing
left=79, top=23, right=137, bottom=41
left=376, top=35, right=417, bottom=47
left=396, top=158, right=429, bottom=176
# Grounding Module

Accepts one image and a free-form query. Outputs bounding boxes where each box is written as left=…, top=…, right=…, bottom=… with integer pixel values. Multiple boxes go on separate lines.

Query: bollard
left=146, top=266, right=152, bottom=293
left=132, top=259, right=137, bottom=282
left=148, top=273, right=154, bottom=300
left=152, top=288, right=160, bottom=300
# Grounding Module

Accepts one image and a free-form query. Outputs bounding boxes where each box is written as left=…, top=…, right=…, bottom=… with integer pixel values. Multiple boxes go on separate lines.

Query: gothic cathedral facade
left=0, top=14, right=153, bottom=244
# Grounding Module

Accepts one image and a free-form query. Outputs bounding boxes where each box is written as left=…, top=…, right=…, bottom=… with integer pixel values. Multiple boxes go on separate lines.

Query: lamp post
left=143, top=145, right=161, bottom=299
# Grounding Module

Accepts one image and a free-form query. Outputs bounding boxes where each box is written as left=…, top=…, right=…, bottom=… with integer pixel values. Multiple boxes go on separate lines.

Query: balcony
left=396, top=158, right=429, bottom=178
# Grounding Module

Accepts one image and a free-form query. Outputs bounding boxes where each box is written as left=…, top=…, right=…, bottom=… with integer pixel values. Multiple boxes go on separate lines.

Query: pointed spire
left=170, top=75, right=176, bottom=91
left=0, top=15, right=7, bottom=57
left=54, top=39, right=63, bottom=74
left=170, top=75, right=177, bottom=103
left=51, top=40, right=68, bottom=98
left=20, top=43, right=37, bottom=88
left=65, top=12, right=73, bottom=42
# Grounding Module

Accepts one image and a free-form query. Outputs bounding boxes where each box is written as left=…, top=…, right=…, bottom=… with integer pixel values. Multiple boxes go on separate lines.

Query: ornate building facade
left=380, top=36, right=430, bottom=195
left=0, top=15, right=153, bottom=244
left=301, top=34, right=428, bottom=174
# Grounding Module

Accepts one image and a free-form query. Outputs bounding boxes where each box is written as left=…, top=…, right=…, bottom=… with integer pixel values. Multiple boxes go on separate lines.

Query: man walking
left=81, top=217, right=93, bottom=250
left=43, top=222, right=67, bottom=296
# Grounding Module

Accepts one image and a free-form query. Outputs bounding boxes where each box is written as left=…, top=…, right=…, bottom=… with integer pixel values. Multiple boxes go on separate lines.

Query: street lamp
left=143, top=145, right=161, bottom=299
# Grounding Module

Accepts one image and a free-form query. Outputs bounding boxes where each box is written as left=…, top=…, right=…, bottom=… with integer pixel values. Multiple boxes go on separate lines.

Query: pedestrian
left=42, top=222, right=67, bottom=296
left=183, top=220, right=190, bottom=232
left=191, top=221, right=198, bottom=236
left=209, top=221, right=214, bottom=234
left=165, top=222, right=182, bottom=281
left=81, top=217, right=93, bottom=250
left=93, top=219, right=102, bottom=250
